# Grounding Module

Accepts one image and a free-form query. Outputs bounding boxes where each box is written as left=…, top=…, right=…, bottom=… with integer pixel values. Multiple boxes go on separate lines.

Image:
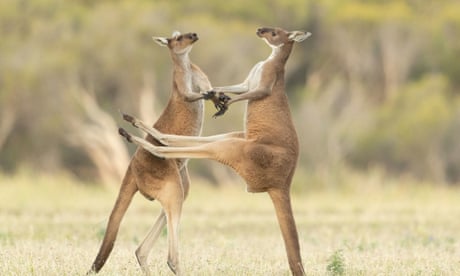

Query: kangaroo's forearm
left=228, top=88, right=270, bottom=105
left=214, top=83, right=249, bottom=94
left=183, top=92, right=205, bottom=102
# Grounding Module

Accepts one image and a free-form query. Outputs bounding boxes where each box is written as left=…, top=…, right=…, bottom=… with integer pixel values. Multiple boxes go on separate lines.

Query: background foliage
left=1, top=0, right=460, bottom=186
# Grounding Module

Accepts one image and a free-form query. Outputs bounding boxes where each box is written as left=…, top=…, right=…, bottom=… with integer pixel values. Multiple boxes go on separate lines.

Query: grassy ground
left=0, top=172, right=459, bottom=275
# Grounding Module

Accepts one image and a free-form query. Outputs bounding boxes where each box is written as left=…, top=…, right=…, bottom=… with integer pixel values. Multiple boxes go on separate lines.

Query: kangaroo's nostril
left=192, top=33, right=197, bottom=37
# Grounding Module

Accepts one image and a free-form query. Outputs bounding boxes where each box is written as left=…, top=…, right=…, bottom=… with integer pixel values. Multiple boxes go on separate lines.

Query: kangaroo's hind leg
left=135, top=209, right=167, bottom=275
left=135, top=166, right=191, bottom=274
left=134, top=168, right=185, bottom=275
left=267, top=187, right=305, bottom=276
left=158, top=179, right=185, bottom=275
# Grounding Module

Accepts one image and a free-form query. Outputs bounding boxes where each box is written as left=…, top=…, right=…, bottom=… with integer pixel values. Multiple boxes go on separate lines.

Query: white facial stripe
left=262, top=37, right=270, bottom=46
left=262, top=37, right=283, bottom=49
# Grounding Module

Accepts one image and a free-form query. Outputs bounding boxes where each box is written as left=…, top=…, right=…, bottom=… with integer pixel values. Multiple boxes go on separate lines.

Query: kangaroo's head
left=153, top=31, right=198, bottom=55
left=256, top=27, right=311, bottom=48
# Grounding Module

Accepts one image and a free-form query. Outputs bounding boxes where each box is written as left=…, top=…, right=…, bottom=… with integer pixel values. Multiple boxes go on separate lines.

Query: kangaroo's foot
left=118, top=127, right=133, bottom=143
left=167, top=259, right=181, bottom=275
left=121, top=112, right=136, bottom=126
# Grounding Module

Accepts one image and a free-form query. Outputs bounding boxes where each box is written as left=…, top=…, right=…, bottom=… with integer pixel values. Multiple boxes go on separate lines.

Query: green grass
left=327, top=250, right=344, bottom=275
left=0, top=171, right=460, bottom=275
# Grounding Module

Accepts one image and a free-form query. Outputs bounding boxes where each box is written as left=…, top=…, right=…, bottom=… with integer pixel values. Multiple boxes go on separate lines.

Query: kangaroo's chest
left=247, top=62, right=265, bottom=90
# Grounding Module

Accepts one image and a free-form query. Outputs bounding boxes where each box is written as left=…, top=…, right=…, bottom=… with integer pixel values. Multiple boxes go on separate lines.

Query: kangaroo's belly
left=156, top=100, right=204, bottom=136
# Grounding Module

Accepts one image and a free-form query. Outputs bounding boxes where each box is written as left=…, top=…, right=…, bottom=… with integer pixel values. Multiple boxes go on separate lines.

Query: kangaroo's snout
left=257, top=27, right=272, bottom=36
left=189, top=33, right=198, bottom=41
left=256, top=28, right=265, bottom=35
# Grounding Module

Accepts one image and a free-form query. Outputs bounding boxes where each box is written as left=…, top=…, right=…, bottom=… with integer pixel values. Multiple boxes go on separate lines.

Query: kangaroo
left=88, top=31, right=216, bottom=275
left=119, top=27, right=311, bottom=276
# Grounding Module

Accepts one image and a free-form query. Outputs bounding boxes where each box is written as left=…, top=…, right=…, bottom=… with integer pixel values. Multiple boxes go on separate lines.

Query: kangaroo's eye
left=177, top=36, right=183, bottom=41
left=272, top=32, right=276, bottom=36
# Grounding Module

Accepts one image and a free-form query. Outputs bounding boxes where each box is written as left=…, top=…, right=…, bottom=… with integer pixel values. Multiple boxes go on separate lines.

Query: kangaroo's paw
left=202, top=90, right=216, bottom=100
left=218, top=92, right=231, bottom=103
left=213, top=104, right=228, bottom=118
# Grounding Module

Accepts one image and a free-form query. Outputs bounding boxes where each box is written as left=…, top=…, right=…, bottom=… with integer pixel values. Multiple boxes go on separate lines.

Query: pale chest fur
left=182, top=70, right=193, bottom=92
left=182, top=65, right=204, bottom=135
left=246, top=61, right=265, bottom=91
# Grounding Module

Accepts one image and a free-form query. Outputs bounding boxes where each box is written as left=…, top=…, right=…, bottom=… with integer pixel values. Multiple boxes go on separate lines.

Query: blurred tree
left=349, top=75, right=453, bottom=183
left=66, top=88, right=130, bottom=188
left=1, top=0, right=460, bottom=185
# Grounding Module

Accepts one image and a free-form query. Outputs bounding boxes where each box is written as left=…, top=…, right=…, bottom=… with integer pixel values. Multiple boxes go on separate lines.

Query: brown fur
left=120, top=27, right=311, bottom=275
left=88, top=32, right=212, bottom=275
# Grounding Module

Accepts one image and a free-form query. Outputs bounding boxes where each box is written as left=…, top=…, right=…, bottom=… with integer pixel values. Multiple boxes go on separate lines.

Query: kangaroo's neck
left=172, top=53, right=192, bottom=72
left=267, top=42, right=293, bottom=67
left=171, top=53, right=193, bottom=92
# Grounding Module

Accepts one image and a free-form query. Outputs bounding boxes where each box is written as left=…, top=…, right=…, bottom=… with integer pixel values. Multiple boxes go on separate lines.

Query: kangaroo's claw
left=213, top=104, right=228, bottom=118
left=218, top=93, right=231, bottom=103
left=214, top=102, right=223, bottom=110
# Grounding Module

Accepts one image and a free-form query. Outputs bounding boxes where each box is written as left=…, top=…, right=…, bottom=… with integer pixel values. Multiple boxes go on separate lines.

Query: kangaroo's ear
left=152, top=36, right=169, bottom=47
left=288, top=31, right=311, bottom=42
left=171, top=31, right=181, bottom=38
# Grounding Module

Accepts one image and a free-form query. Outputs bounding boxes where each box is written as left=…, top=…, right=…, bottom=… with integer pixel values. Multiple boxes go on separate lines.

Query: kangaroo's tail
left=89, top=166, right=138, bottom=273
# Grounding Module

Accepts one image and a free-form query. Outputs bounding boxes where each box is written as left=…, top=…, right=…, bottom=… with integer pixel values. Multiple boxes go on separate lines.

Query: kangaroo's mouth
left=256, top=27, right=273, bottom=37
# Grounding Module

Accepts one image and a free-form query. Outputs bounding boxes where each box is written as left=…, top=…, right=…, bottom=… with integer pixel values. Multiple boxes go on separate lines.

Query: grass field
left=0, top=171, right=459, bottom=275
